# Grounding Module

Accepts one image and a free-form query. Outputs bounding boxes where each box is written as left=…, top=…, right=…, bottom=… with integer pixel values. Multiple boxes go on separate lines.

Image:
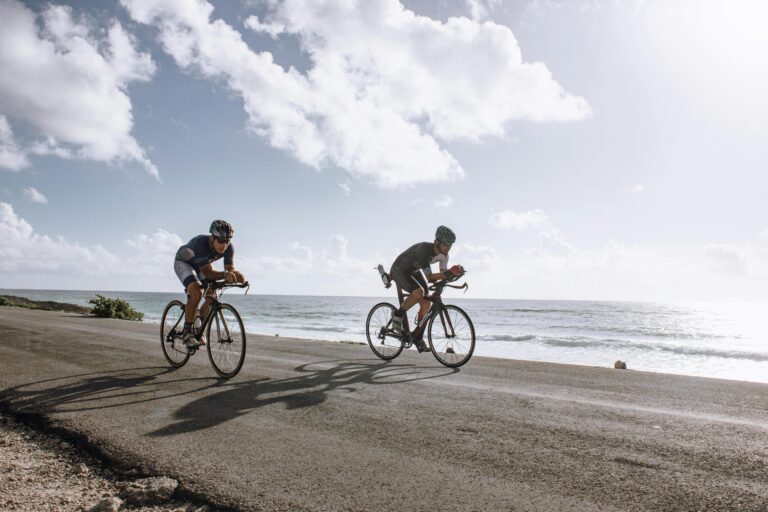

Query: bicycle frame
left=391, top=280, right=464, bottom=345
left=166, top=280, right=247, bottom=345
left=195, top=280, right=249, bottom=342
left=198, top=293, right=227, bottom=342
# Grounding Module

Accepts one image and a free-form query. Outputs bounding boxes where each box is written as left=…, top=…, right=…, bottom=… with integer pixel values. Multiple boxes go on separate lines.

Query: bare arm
left=426, top=271, right=446, bottom=282
left=200, top=264, right=226, bottom=281
left=225, top=264, right=246, bottom=283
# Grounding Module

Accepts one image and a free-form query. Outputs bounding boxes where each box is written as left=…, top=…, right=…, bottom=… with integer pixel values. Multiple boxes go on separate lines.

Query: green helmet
left=435, top=225, right=456, bottom=244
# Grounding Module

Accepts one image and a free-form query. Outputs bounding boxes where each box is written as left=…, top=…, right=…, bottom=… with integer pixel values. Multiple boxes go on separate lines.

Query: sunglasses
left=215, top=237, right=231, bottom=244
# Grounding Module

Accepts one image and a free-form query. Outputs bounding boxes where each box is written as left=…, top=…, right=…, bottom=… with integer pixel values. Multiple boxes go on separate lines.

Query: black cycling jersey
left=389, top=242, right=448, bottom=294
left=390, top=242, right=447, bottom=276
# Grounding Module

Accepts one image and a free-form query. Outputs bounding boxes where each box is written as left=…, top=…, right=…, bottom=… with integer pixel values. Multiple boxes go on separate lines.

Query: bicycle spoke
left=366, top=303, right=403, bottom=360
left=207, top=304, right=246, bottom=378
left=160, top=300, right=190, bottom=368
left=428, top=305, right=475, bottom=368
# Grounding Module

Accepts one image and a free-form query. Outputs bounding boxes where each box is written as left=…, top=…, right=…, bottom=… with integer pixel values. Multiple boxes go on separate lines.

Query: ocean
left=3, top=288, right=766, bottom=384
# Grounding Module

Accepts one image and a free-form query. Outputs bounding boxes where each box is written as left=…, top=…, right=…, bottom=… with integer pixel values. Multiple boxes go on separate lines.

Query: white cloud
left=243, top=14, right=285, bottom=38
left=465, top=0, right=500, bottom=21
left=28, top=137, right=74, bottom=159
left=0, top=202, right=189, bottom=289
left=127, top=229, right=183, bottom=256
left=339, top=182, right=351, bottom=196
left=538, top=229, right=575, bottom=256
left=0, top=1, right=158, bottom=178
left=450, top=238, right=705, bottom=301
left=3, top=197, right=768, bottom=300
left=757, top=230, right=768, bottom=253
left=633, top=184, right=644, bottom=193
left=452, top=242, right=499, bottom=268
left=489, top=207, right=576, bottom=256
left=490, top=208, right=550, bottom=230
left=453, top=229, right=768, bottom=301
left=237, top=233, right=383, bottom=295
left=0, top=202, right=119, bottom=276
left=121, top=0, right=589, bottom=187
left=130, top=228, right=768, bottom=300
left=0, top=115, right=28, bottom=171
left=434, top=194, right=453, bottom=208
left=0, top=204, right=383, bottom=294
left=126, top=229, right=184, bottom=276
left=701, top=231, right=768, bottom=280
left=289, top=241, right=314, bottom=262
left=22, top=186, right=47, bottom=204
left=705, top=243, right=747, bottom=277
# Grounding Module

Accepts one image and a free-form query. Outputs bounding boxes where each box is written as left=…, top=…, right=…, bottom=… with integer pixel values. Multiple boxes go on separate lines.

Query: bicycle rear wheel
left=365, top=302, right=404, bottom=360
left=160, top=300, right=190, bottom=368
left=206, top=303, right=246, bottom=378
left=428, top=305, right=475, bottom=368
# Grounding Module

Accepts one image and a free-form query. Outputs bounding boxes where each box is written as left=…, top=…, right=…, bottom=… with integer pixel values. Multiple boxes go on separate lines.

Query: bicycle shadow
left=0, top=366, right=229, bottom=415
left=148, top=359, right=457, bottom=437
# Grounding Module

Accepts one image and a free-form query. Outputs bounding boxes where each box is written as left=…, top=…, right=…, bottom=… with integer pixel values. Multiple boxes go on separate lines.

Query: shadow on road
left=0, top=367, right=225, bottom=414
left=0, top=360, right=457, bottom=437
left=149, top=359, right=457, bottom=437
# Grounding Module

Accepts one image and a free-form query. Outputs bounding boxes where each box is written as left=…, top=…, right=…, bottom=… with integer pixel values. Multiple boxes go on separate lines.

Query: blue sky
left=1, top=0, right=767, bottom=300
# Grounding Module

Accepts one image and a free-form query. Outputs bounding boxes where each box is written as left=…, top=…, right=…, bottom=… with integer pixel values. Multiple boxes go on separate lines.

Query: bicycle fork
left=212, top=309, right=234, bottom=343
left=436, top=309, right=457, bottom=354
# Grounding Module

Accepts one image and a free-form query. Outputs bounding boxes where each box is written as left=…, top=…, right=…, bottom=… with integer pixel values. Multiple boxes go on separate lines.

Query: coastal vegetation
left=0, top=294, right=144, bottom=321
left=88, top=295, right=144, bottom=321
left=0, top=295, right=90, bottom=314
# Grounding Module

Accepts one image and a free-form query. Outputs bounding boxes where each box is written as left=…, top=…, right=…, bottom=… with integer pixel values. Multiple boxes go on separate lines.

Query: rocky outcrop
left=120, top=476, right=179, bottom=505
left=0, top=294, right=91, bottom=314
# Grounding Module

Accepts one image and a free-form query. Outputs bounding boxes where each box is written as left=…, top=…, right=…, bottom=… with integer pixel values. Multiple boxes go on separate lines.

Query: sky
left=1, top=0, right=767, bottom=301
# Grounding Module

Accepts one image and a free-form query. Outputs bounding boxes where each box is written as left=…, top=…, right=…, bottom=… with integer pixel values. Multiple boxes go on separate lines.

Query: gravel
left=0, top=412, right=213, bottom=512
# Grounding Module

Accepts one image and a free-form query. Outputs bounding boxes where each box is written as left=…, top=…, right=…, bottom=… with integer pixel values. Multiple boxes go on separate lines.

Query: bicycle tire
left=365, top=302, right=404, bottom=360
left=160, top=300, right=191, bottom=368
left=428, top=304, right=475, bottom=368
left=206, top=303, right=246, bottom=378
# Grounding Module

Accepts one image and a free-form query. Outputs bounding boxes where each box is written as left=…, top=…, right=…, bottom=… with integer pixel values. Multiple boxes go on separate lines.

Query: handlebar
left=428, top=277, right=468, bottom=294
left=200, top=279, right=250, bottom=294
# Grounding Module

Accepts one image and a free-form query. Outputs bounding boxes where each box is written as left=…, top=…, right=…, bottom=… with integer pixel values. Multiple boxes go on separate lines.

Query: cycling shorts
left=174, top=260, right=200, bottom=289
left=390, top=267, right=429, bottom=295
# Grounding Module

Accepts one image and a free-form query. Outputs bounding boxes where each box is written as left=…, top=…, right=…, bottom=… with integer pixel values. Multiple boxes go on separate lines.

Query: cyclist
left=173, top=220, right=246, bottom=346
left=389, top=225, right=464, bottom=351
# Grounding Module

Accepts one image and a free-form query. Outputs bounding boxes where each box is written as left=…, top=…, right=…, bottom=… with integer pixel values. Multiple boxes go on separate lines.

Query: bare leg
left=417, top=299, right=430, bottom=318
left=199, top=296, right=213, bottom=322
left=184, top=282, right=202, bottom=324
left=401, top=288, right=424, bottom=312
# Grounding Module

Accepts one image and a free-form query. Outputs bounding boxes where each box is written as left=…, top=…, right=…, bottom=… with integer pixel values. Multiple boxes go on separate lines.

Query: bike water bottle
left=376, top=264, right=391, bottom=287
left=193, top=315, right=202, bottom=336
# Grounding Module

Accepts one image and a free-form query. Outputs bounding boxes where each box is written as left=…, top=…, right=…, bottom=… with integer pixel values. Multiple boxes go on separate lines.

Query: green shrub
left=88, top=295, right=144, bottom=321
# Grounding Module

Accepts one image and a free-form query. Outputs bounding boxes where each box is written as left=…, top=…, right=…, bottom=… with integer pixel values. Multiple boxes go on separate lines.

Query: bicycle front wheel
left=365, top=302, right=404, bottom=360
left=428, top=305, right=475, bottom=368
left=160, top=300, right=190, bottom=368
left=206, top=303, right=246, bottom=378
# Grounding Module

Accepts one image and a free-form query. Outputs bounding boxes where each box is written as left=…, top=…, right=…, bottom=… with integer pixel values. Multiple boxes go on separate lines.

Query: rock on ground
left=0, top=412, right=211, bottom=512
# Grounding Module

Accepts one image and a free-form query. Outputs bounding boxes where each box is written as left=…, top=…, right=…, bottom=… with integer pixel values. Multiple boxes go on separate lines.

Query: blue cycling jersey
left=175, top=234, right=234, bottom=273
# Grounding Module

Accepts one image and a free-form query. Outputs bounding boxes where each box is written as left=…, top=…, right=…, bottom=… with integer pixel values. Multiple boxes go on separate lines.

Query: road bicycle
left=160, top=279, right=249, bottom=378
left=365, top=269, right=475, bottom=368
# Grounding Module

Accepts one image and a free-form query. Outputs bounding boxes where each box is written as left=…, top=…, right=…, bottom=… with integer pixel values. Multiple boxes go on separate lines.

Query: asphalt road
left=1, top=307, right=767, bottom=511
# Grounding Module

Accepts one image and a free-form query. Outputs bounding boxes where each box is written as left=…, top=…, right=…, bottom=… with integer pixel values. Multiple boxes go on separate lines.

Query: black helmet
left=210, top=219, right=234, bottom=240
left=435, top=225, right=456, bottom=244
